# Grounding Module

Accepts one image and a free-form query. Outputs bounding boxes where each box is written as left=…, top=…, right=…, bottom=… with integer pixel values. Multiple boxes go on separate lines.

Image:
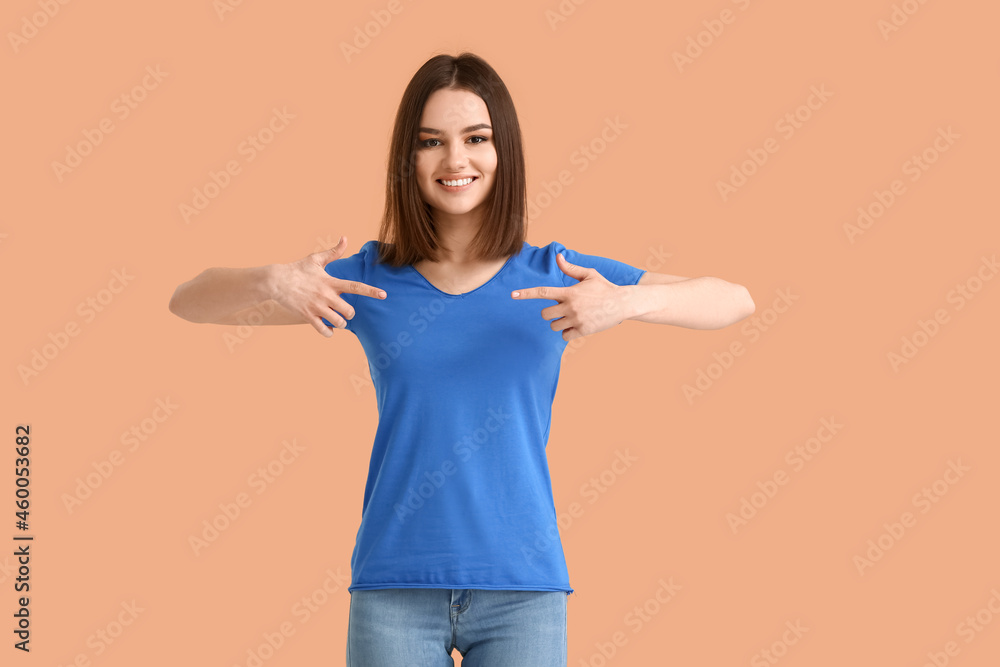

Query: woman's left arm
left=621, top=271, right=755, bottom=330
left=511, top=255, right=756, bottom=339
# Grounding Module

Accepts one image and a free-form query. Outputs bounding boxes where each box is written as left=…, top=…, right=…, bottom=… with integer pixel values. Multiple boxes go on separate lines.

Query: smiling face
left=415, top=87, right=497, bottom=225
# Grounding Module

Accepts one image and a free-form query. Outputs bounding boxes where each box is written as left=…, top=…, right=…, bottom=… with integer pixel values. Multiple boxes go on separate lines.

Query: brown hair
left=375, top=52, right=527, bottom=267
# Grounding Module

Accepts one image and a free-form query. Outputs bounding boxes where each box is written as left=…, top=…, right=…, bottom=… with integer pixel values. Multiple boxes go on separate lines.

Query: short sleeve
left=551, top=241, right=646, bottom=287
left=321, top=240, right=372, bottom=331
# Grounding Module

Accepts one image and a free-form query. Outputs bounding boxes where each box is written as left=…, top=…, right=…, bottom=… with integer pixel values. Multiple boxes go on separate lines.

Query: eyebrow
left=418, top=123, right=492, bottom=135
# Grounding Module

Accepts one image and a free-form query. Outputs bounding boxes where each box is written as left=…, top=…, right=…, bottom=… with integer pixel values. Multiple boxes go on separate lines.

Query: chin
left=438, top=204, right=484, bottom=217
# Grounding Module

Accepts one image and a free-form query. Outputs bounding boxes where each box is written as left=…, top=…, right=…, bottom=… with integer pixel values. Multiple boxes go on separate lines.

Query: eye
left=419, top=135, right=490, bottom=148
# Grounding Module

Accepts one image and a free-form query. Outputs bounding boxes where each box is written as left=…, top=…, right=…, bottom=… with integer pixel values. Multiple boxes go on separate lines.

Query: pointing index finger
left=337, top=279, right=387, bottom=299
left=511, top=285, right=563, bottom=300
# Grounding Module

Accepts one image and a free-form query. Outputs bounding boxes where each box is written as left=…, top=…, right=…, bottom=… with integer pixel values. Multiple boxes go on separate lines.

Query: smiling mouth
left=436, top=176, right=478, bottom=191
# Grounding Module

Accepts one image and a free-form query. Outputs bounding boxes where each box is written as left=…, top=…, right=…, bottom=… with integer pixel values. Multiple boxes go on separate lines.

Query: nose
left=442, top=141, right=469, bottom=171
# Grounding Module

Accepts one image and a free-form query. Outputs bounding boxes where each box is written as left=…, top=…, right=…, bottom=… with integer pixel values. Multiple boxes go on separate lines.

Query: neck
left=429, top=208, right=484, bottom=264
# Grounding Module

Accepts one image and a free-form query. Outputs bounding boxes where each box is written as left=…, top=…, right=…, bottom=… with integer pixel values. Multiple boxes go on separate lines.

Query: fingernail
left=512, top=291, right=520, bottom=298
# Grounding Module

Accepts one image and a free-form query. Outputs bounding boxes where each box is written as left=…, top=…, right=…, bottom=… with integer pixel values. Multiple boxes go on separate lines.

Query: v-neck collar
left=408, top=246, right=520, bottom=297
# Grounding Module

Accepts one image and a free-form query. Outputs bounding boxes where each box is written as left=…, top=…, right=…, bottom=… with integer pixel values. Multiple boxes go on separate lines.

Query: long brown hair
left=375, top=52, right=527, bottom=267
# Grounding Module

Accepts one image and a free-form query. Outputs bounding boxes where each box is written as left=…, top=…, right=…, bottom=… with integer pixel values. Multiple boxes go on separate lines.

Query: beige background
left=4, top=0, right=999, bottom=665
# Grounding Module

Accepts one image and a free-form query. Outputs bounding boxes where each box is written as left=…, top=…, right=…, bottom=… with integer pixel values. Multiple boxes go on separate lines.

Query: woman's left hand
left=511, top=253, right=628, bottom=342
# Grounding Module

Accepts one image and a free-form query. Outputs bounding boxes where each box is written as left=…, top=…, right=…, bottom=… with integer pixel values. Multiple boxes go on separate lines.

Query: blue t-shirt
left=323, top=240, right=646, bottom=594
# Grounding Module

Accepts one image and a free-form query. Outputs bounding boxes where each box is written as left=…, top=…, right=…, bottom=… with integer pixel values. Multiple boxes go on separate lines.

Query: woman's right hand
left=271, top=236, right=386, bottom=337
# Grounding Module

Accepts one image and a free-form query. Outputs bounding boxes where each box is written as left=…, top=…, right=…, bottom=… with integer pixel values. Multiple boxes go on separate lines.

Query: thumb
left=323, top=235, right=348, bottom=259
left=557, top=253, right=590, bottom=281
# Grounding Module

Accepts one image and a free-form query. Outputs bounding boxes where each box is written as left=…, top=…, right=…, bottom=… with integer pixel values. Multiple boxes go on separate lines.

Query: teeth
left=441, top=177, right=474, bottom=187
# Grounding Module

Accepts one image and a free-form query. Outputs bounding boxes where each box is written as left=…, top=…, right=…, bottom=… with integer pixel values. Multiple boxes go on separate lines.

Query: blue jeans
left=346, top=588, right=568, bottom=666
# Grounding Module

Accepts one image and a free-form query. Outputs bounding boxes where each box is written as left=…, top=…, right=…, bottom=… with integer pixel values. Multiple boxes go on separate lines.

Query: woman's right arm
left=168, top=264, right=297, bottom=324
left=167, top=238, right=386, bottom=337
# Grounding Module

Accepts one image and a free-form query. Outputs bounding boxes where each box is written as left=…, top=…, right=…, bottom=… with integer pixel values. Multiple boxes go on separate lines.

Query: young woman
left=169, top=52, right=754, bottom=666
